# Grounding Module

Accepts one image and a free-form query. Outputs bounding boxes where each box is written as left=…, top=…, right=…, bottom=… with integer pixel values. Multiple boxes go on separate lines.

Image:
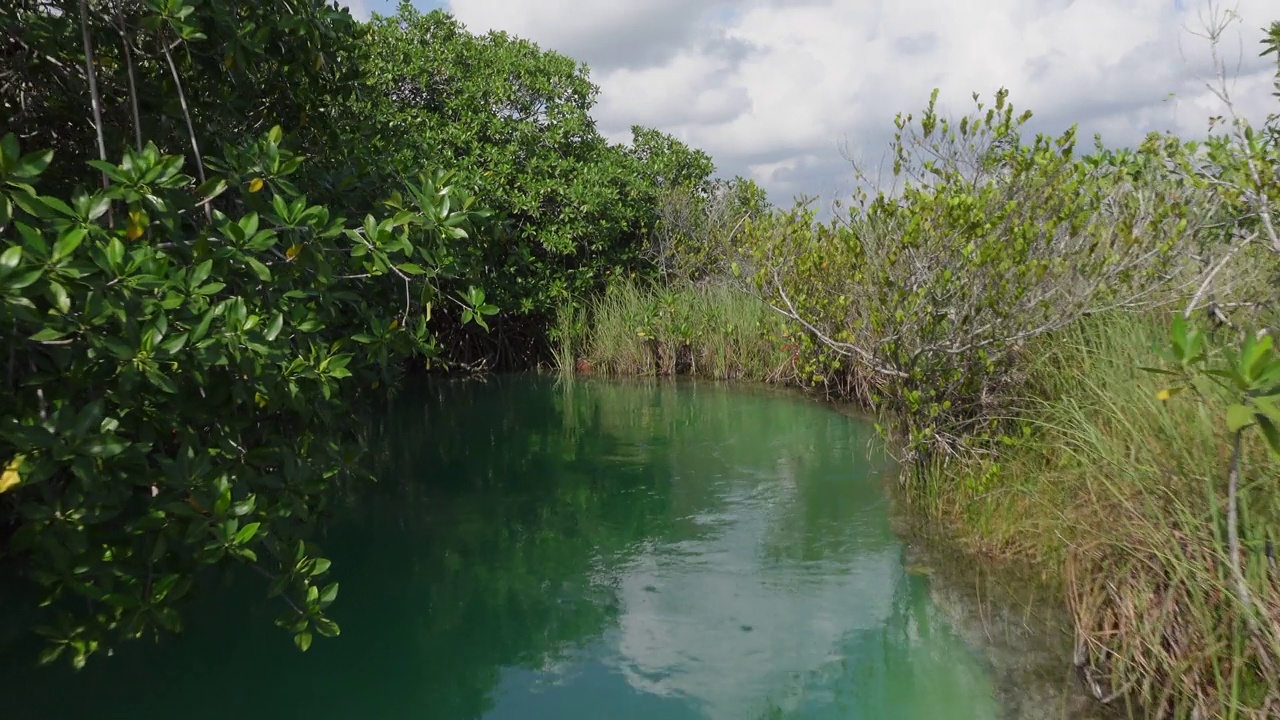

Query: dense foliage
left=0, top=121, right=506, bottom=666
left=0, top=0, right=720, bottom=667
left=351, top=5, right=726, bottom=364
left=4, top=0, right=366, bottom=192
left=739, top=89, right=1215, bottom=464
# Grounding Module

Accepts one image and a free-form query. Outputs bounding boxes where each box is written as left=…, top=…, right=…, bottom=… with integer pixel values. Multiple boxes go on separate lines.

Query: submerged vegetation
left=3, top=0, right=1280, bottom=717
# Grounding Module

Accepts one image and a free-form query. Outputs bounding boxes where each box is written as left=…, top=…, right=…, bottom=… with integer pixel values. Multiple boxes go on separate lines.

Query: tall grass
left=917, top=312, right=1280, bottom=719
left=549, top=301, right=586, bottom=377
left=572, top=279, right=794, bottom=381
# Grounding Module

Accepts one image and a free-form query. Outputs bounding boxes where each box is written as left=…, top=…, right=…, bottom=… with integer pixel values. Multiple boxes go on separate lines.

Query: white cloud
left=446, top=0, right=725, bottom=70
left=599, top=51, right=751, bottom=130
left=343, top=0, right=372, bottom=21
left=444, top=0, right=1278, bottom=208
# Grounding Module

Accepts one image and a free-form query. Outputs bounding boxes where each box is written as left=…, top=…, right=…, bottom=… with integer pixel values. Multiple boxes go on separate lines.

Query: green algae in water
left=0, top=376, right=1002, bottom=720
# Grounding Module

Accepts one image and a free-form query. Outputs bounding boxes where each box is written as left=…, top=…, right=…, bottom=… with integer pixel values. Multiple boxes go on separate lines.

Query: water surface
left=2, top=376, right=1003, bottom=719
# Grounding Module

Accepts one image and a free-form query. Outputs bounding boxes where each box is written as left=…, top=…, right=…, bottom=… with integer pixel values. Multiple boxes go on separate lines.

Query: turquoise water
left=1, top=376, right=1003, bottom=719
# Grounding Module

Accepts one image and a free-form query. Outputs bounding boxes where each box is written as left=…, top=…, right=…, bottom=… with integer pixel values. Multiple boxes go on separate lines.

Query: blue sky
left=346, top=0, right=442, bottom=17
left=342, top=0, right=1278, bottom=210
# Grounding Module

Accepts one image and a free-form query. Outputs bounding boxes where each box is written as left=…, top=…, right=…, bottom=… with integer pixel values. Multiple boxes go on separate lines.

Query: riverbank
left=925, top=313, right=1280, bottom=719
left=893, top=526, right=1119, bottom=720
left=558, top=278, right=1280, bottom=719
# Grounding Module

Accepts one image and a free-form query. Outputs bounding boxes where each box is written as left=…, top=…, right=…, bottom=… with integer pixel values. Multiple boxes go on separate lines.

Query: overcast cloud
left=346, top=0, right=1278, bottom=209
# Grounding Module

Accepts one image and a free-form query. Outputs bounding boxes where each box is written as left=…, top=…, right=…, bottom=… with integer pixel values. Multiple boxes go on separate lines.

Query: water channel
left=0, top=376, right=1085, bottom=719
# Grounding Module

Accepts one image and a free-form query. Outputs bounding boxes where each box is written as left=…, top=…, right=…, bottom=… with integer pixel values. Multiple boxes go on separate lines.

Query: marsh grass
left=574, top=279, right=794, bottom=381
left=916, top=312, right=1280, bottom=718
left=549, top=301, right=586, bottom=377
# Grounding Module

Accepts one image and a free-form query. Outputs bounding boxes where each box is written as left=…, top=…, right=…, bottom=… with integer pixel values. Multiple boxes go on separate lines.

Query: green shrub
left=739, top=89, right=1212, bottom=467
left=0, top=103, right=507, bottom=669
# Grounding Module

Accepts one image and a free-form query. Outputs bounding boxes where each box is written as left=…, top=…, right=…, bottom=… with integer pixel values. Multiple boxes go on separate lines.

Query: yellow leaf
left=286, top=243, right=301, bottom=261
left=389, top=319, right=399, bottom=330
left=126, top=211, right=145, bottom=240
left=1, top=455, right=25, bottom=493
left=224, top=54, right=235, bottom=69
left=248, top=177, right=264, bottom=193
left=255, top=392, right=268, bottom=408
